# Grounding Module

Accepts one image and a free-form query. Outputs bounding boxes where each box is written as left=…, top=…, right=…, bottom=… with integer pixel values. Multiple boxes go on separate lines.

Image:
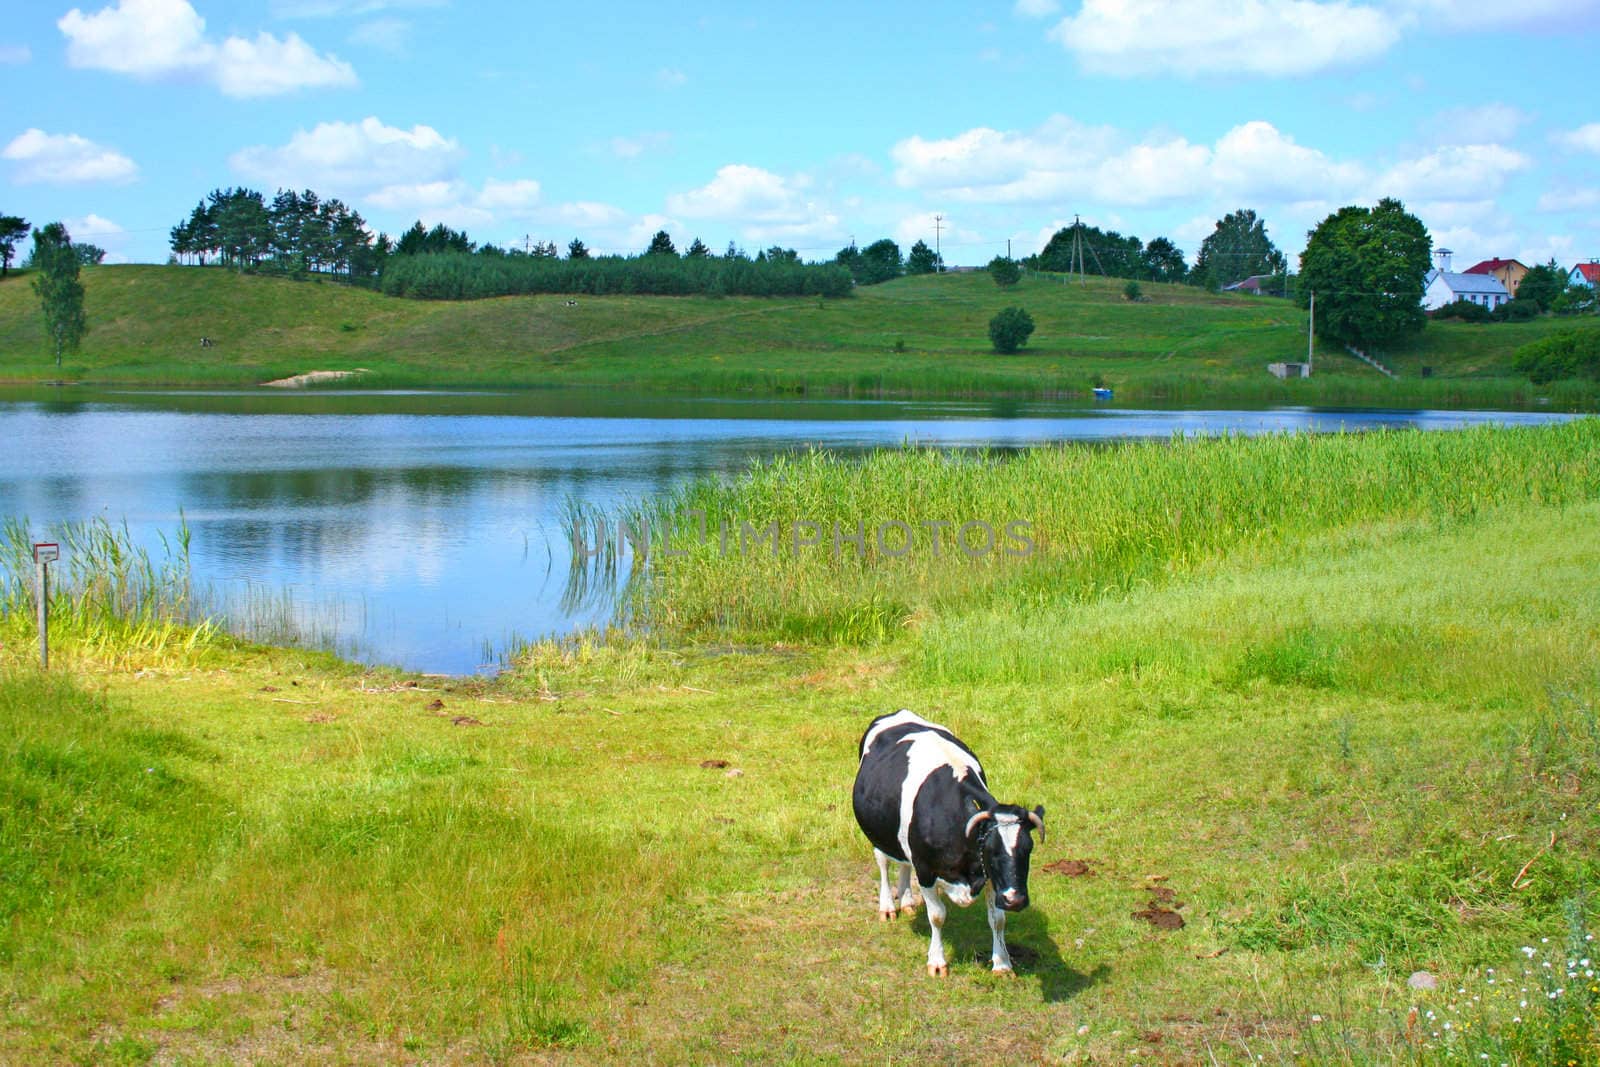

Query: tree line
left=169, top=188, right=389, bottom=279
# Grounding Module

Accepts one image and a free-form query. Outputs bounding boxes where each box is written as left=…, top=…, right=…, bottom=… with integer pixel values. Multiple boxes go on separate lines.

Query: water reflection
left=0, top=386, right=1579, bottom=673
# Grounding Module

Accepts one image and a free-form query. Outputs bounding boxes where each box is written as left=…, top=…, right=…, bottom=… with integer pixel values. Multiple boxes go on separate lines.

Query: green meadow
left=1, top=265, right=1593, bottom=407
left=3, top=421, right=1598, bottom=1063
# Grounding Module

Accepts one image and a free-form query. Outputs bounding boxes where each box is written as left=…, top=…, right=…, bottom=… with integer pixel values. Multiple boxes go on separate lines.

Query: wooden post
left=36, top=554, right=48, bottom=670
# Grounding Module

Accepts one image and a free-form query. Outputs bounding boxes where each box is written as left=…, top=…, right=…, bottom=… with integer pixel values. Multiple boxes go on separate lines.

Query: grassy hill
left=0, top=264, right=1589, bottom=406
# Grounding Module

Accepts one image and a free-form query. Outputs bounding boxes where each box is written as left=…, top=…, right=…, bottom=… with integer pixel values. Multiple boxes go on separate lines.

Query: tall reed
left=627, top=420, right=1600, bottom=643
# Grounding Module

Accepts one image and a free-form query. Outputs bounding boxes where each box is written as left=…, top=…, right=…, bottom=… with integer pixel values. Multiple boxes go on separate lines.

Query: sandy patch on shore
left=260, top=368, right=370, bottom=388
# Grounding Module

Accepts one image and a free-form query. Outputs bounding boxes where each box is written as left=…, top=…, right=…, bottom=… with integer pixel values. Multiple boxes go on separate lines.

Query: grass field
left=3, top=423, right=1598, bottom=1063
left=1, top=265, right=1593, bottom=407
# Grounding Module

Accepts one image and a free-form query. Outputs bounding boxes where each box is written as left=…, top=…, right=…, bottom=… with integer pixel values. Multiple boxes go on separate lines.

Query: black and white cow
left=851, top=709, right=1044, bottom=977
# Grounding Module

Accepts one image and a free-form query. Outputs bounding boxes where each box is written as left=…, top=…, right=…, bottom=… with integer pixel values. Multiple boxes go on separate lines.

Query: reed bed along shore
left=630, top=419, right=1600, bottom=643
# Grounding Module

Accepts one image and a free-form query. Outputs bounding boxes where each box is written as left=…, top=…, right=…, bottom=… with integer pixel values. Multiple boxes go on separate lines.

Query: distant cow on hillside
left=851, top=709, right=1044, bottom=976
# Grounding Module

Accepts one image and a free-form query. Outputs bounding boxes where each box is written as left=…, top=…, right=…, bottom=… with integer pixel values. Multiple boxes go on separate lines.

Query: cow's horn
left=965, top=810, right=993, bottom=838
left=1027, top=807, right=1045, bottom=842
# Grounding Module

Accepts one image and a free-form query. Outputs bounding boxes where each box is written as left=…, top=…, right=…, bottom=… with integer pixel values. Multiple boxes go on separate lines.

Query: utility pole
left=933, top=215, right=944, bottom=270
left=1307, top=291, right=1315, bottom=375
left=523, top=234, right=530, bottom=254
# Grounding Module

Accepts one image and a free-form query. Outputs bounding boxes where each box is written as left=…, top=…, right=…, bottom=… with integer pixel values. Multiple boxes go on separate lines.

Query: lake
left=0, top=386, right=1578, bottom=674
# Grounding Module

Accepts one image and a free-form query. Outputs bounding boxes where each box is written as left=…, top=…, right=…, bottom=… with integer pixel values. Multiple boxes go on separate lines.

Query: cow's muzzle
left=997, top=888, right=1029, bottom=912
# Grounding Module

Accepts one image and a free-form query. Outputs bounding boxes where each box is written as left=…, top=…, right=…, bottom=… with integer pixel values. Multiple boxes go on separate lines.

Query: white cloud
left=0, top=44, right=31, bottom=64
left=1014, top=0, right=1061, bottom=16
left=668, top=165, right=801, bottom=220
left=1047, top=0, right=1401, bottom=77
left=657, top=67, right=687, bottom=89
left=1423, top=103, right=1530, bottom=144
left=230, top=116, right=461, bottom=192
left=1536, top=186, right=1600, bottom=212
left=59, top=0, right=356, bottom=97
left=1375, top=143, right=1531, bottom=200
left=272, top=0, right=444, bottom=15
left=2, top=129, right=138, bottom=184
left=367, top=177, right=542, bottom=230
left=892, top=116, right=1364, bottom=207
left=610, top=132, right=671, bottom=160
left=1394, top=0, right=1600, bottom=30
left=348, top=17, right=411, bottom=54
left=892, top=212, right=983, bottom=252
left=65, top=213, right=125, bottom=238
left=476, top=178, right=542, bottom=211
left=64, top=213, right=131, bottom=262
left=1554, top=123, right=1600, bottom=154
left=665, top=164, right=843, bottom=243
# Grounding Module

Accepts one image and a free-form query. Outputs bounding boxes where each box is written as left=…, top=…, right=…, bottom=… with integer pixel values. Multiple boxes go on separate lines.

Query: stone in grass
left=1407, top=971, right=1438, bottom=990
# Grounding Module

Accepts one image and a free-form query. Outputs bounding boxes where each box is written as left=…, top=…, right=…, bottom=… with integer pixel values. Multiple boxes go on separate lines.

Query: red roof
left=1575, top=263, right=1600, bottom=283
left=1463, top=257, right=1526, bottom=275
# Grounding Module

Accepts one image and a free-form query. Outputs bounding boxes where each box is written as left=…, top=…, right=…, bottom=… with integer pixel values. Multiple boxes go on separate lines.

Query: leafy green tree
left=1139, top=237, right=1187, bottom=283
left=1518, top=259, right=1566, bottom=312
left=988, top=255, right=1020, bottom=287
left=1123, top=280, right=1142, bottom=301
left=645, top=230, right=677, bottom=257
left=685, top=237, right=711, bottom=258
left=1193, top=209, right=1285, bottom=290
left=567, top=238, right=589, bottom=260
left=30, top=222, right=87, bottom=366
left=833, top=239, right=901, bottom=284
left=1512, top=326, right=1600, bottom=383
left=74, top=243, right=107, bottom=266
left=1035, top=223, right=1142, bottom=277
left=761, top=245, right=799, bottom=264
left=988, top=306, right=1034, bottom=354
left=906, top=240, right=939, bottom=275
left=0, top=215, right=28, bottom=277
left=1297, top=198, right=1431, bottom=350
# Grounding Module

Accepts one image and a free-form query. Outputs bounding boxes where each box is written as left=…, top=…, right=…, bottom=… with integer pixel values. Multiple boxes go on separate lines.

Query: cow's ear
left=1027, top=806, right=1045, bottom=843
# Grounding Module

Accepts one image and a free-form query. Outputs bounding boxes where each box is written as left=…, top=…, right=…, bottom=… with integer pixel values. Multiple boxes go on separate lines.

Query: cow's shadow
left=909, top=896, right=1104, bottom=1002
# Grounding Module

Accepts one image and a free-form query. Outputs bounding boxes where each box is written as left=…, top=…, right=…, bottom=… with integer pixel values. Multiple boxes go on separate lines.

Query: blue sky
left=3, top=0, right=1598, bottom=269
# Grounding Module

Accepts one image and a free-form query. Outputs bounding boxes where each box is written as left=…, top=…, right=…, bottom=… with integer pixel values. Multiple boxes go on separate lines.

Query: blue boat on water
left=1092, top=387, right=1114, bottom=401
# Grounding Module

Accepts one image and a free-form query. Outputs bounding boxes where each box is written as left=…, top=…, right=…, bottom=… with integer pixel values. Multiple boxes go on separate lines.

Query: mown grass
left=1, top=266, right=1593, bottom=406
left=3, top=424, right=1598, bottom=1063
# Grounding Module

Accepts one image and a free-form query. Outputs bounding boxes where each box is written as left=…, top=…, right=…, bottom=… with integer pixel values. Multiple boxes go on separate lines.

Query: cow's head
left=966, top=803, right=1045, bottom=912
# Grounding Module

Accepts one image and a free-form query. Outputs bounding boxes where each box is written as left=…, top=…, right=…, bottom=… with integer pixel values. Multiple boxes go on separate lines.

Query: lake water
left=0, top=386, right=1578, bottom=674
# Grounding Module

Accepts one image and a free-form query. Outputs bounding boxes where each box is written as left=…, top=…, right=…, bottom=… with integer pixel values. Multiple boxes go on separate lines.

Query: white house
left=1569, top=262, right=1599, bottom=289
left=1423, top=269, right=1510, bottom=311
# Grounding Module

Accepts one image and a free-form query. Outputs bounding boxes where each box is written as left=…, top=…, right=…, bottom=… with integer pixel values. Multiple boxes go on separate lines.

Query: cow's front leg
left=923, top=884, right=949, bottom=977
left=984, top=883, right=1014, bottom=975
left=874, top=849, right=899, bottom=921
left=896, top=862, right=921, bottom=915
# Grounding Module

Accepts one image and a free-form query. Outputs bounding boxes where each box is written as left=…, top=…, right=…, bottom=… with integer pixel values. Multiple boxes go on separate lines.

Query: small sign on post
left=33, top=543, right=58, bottom=670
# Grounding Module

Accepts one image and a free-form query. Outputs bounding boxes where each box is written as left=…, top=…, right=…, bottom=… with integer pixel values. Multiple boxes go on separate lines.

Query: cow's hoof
left=927, top=963, right=949, bottom=978
left=991, top=966, right=1016, bottom=978
left=899, top=902, right=919, bottom=916
left=879, top=909, right=897, bottom=922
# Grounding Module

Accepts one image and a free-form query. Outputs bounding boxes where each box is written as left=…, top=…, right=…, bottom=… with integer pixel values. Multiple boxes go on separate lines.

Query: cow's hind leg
left=984, top=883, right=1015, bottom=975
left=923, top=884, right=949, bottom=977
left=896, top=862, right=921, bottom=915
left=874, top=849, right=899, bottom=921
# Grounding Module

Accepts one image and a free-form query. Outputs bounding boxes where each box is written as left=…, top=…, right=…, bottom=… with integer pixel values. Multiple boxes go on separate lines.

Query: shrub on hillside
left=1511, top=327, right=1600, bottom=383
left=1123, top=280, right=1142, bottom=302
left=988, top=256, right=1021, bottom=287
left=1431, top=299, right=1492, bottom=323
left=988, top=307, right=1035, bottom=354
left=1492, top=296, right=1540, bottom=322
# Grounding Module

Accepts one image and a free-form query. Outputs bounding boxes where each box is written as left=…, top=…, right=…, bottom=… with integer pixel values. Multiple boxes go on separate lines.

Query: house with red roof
left=1462, top=257, right=1528, bottom=297
left=1569, top=261, right=1599, bottom=289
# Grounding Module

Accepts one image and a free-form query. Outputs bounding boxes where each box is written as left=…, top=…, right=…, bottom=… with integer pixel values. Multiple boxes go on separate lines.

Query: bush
left=1511, top=327, right=1600, bottom=384
left=988, top=256, right=1021, bottom=288
left=1431, top=298, right=1492, bottom=323
left=1123, top=280, right=1142, bottom=302
left=380, top=252, right=852, bottom=301
left=988, top=307, right=1035, bottom=354
left=1492, top=296, right=1540, bottom=322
